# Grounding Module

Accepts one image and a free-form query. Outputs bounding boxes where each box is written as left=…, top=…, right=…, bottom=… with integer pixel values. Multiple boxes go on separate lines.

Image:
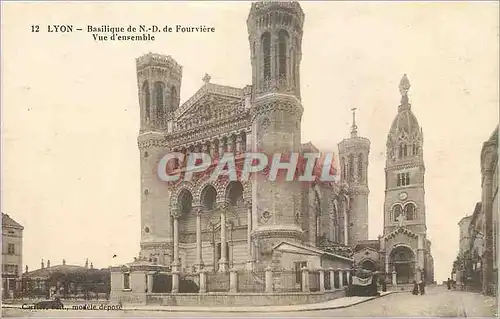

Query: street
left=3, top=286, right=498, bottom=318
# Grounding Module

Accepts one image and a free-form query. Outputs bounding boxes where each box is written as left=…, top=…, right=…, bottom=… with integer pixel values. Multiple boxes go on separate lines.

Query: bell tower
left=136, top=53, right=183, bottom=264
left=338, top=108, right=370, bottom=246
left=247, top=1, right=305, bottom=262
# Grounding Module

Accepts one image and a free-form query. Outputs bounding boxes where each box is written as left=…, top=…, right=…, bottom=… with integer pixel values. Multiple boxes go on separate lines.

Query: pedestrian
left=446, top=278, right=451, bottom=290
left=412, top=280, right=419, bottom=295
left=418, top=280, right=425, bottom=295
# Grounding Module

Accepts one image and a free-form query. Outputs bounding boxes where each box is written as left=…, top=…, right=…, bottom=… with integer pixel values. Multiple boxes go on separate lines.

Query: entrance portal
left=389, top=246, right=415, bottom=284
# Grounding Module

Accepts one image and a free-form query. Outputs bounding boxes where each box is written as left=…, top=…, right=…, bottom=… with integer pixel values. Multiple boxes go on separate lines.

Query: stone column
left=218, top=202, right=229, bottom=272
left=236, top=135, right=243, bottom=153
left=343, top=198, right=349, bottom=245
left=230, top=268, right=238, bottom=293
left=209, top=140, right=216, bottom=158
left=265, top=266, right=273, bottom=293
left=301, top=267, right=309, bottom=292
left=218, top=139, right=224, bottom=158
left=328, top=268, right=335, bottom=290
left=392, top=271, right=397, bottom=286
left=338, top=269, right=344, bottom=288
left=318, top=268, right=325, bottom=292
left=346, top=269, right=351, bottom=284
left=329, top=212, right=335, bottom=242
left=227, top=136, right=234, bottom=153
left=147, top=273, right=154, bottom=293
left=245, top=200, right=254, bottom=270
left=172, top=269, right=180, bottom=293
left=195, top=208, right=204, bottom=271
left=171, top=210, right=180, bottom=272
left=199, top=270, right=207, bottom=293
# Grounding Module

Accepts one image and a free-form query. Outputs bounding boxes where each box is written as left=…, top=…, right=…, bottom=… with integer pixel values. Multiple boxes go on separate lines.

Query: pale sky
left=1, top=1, right=498, bottom=283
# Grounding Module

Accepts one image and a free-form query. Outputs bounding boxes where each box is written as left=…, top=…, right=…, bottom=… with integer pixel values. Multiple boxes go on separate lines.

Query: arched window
left=341, top=158, right=346, bottom=180
left=392, top=205, right=403, bottom=222
left=357, top=154, right=363, bottom=180
left=278, top=30, right=288, bottom=78
left=405, top=203, right=416, bottom=220
left=154, top=82, right=165, bottom=119
left=261, top=32, right=271, bottom=80
left=170, top=86, right=177, bottom=112
left=413, top=144, right=419, bottom=156
left=348, top=154, right=354, bottom=180
left=142, top=81, right=150, bottom=120
left=403, top=144, right=408, bottom=157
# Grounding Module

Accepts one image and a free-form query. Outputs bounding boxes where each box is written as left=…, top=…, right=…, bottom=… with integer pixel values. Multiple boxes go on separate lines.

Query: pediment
left=384, top=226, right=418, bottom=240
left=273, top=241, right=323, bottom=257
left=175, top=83, right=247, bottom=130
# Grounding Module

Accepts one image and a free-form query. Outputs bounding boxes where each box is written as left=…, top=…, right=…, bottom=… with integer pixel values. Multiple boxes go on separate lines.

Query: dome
left=386, top=75, right=423, bottom=148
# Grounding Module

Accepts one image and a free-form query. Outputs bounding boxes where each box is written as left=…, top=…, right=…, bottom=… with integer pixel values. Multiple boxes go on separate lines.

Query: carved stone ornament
left=261, top=210, right=271, bottom=223
left=261, top=117, right=270, bottom=130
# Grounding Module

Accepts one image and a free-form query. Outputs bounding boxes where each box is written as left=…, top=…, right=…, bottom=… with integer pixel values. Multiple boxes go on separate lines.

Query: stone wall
left=146, top=289, right=346, bottom=307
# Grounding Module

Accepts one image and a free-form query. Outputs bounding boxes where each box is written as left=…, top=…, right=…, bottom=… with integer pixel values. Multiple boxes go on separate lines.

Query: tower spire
left=350, top=107, right=358, bottom=137
left=399, top=74, right=411, bottom=108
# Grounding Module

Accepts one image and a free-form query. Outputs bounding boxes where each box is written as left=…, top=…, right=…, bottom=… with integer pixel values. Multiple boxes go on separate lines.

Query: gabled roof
left=2, top=213, right=24, bottom=230
left=174, top=82, right=246, bottom=120
left=273, top=241, right=354, bottom=262
left=354, top=240, right=380, bottom=252
left=384, top=226, right=418, bottom=240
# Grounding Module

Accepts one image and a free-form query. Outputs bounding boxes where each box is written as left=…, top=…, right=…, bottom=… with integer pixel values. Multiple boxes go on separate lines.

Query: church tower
left=383, top=75, right=428, bottom=282
left=383, top=74, right=426, bottom=236
left=136, top=53, right=182, bottom=264
left=338, top=108, right=370, bottom=246
left=247, top=2, right=305, bottom=261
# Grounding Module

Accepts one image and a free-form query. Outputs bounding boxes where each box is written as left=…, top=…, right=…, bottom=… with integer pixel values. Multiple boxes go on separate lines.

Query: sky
left=1, top=1, right=498, bottom=283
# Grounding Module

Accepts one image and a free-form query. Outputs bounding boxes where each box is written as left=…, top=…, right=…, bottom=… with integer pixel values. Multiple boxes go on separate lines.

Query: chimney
left=41, top=259, right=44, bottom=269
left=90, top=262, right=94, bottom=270
left=25, top=265, right=28, bottom=273
left=47, top=260, right=50, bottom=268
left=62, top=259, right=66, bottom=266
left=85, top=258, right=89, bottom=269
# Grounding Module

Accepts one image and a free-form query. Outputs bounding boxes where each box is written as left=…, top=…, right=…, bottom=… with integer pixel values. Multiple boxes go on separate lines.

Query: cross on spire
left=350, top=107, right=358, bottom=137
left=399, top=74, right=411, bottom=106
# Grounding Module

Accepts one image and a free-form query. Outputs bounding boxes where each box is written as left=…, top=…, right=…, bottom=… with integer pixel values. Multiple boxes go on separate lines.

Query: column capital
left=217, top=201, right=229, bottom=212
left=193, top=206, right=203, bottom=216
left=245, top=200, right=252, bottom=209
left=171, top=209, right=181, bottom=219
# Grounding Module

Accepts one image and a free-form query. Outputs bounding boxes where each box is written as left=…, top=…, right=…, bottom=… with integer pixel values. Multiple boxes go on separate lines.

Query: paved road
left=3, top=286, right=497, bottom=318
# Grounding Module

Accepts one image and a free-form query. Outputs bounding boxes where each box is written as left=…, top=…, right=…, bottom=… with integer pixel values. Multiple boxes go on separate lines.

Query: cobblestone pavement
left=3, top=286, right=497, bottom=318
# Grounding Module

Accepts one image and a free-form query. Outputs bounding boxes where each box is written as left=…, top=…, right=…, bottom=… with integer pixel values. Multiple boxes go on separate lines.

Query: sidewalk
left=3, top=291, right=393, bottom=313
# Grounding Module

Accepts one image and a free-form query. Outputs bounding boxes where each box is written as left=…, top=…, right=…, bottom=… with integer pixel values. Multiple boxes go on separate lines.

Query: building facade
left=2, top=213, right=24, bottom=299
left=135, top=1, right=361, bottom=275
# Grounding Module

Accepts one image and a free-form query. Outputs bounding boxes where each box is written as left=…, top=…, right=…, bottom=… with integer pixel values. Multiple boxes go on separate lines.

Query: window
left=397, top=172, right=410, bottom=187
left=7, top=243, right=14, bottom=255
left=142, top=81, right=150, bottom=120
left=349, top=154, right=354, bottom=180
left=357, top=154, right=363, bottom=180
left=278, top=30, right=289, bottom=78
left=405, top=203, right=416, bottom=220
left=392, top=205, right=402, bottom=222
left=170, top=86, right=177, bottom=112
left=262, top=32, right=271, bottom=80
left=154, top=82, right=165, bottom=118
left=123, top=273, right=130, bottom=290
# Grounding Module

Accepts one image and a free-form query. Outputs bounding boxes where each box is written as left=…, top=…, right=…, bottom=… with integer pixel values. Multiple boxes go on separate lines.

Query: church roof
left=2, top=213, right=23, bottom=230
left=386, top=75, right=422, bottom=147
left=354, top=240, right=380, bottom=252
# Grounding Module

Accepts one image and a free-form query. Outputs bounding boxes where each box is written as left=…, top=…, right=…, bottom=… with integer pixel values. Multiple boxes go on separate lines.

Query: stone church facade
left=128, top=1, right=434, bottom=283
left=135, top=1, right=365, bottom=274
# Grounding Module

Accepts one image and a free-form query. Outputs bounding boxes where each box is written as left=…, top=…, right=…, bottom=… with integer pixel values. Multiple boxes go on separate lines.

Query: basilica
left=132, top=1, right=434, bottom=284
